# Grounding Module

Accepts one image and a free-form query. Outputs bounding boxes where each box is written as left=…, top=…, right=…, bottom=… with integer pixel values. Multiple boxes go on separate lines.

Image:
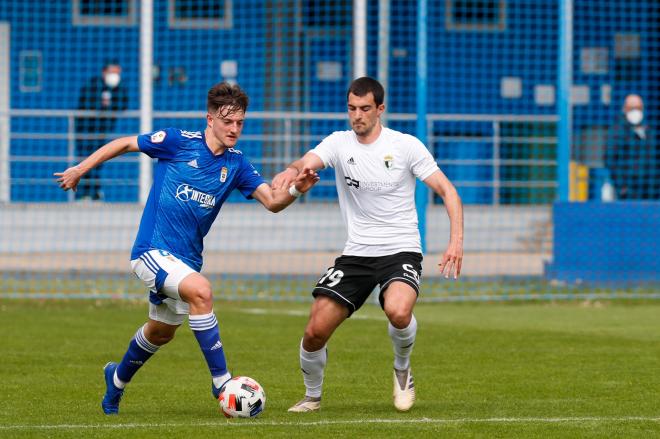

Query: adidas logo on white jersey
left=347, top=157, right=356, bottom=165
left=187, top=159, right=199, bottom=168
left=210, top=340, right=223, bottom=351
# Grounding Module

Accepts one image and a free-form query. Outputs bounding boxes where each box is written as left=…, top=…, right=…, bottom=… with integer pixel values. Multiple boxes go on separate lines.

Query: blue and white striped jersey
left=131, top=127, right=265, bottom=271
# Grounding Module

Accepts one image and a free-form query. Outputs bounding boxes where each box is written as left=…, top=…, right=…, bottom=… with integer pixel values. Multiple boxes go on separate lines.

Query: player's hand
left=272, top=167, right=299, bottom=190
left=293, top=168, right=320, bottom=193
left=54, top=166, right=83, bottom=192
left=438, top=239, right=463, bottom=279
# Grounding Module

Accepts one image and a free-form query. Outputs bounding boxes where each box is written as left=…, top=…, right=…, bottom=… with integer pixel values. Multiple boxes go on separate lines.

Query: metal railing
left=3, top=109, right=558, bottom=204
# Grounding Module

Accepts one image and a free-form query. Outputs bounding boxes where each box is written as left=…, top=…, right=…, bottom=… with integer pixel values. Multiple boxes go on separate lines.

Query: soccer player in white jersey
left=55, top=82, right=318, bottom=415
left=272, top=77, right=464, bottom=412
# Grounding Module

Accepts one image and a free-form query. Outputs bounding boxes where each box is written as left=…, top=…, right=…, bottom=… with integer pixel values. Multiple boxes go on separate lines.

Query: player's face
left=347, top=92, right=384, bottom=138
left=207, top=106, right=245, bottom=149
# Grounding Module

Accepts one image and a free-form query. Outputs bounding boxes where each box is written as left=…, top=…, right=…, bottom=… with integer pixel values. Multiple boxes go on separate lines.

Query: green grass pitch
left=1, top=299, right=660, bottom=438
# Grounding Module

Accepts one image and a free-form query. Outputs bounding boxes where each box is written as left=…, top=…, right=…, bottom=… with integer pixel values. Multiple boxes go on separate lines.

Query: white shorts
left=131, top=249, right=197, bottom=326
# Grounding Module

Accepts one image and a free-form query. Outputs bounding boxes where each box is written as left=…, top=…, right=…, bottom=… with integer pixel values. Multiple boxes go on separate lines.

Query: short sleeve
left=407, top=136, right=439, bottom=180
left=235, top=156, right=266, bottom=199
left=137, top=127, right=180, bottom=160
left=309, top=132, right=342, bottom=169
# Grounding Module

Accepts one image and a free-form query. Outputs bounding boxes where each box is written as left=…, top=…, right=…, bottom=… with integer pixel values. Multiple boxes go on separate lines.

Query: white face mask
left=625, top=109, right=643, bottom=125
left=104, top=72, right=121, bottom=88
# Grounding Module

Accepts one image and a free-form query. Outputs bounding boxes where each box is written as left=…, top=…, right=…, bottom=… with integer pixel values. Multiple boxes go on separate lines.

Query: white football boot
left=287, top=396, right=321, bottom=413
left=393, top=367, right=415, bottom=411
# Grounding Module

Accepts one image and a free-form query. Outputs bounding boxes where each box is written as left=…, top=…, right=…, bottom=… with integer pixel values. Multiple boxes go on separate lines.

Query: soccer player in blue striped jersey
left=55, top=82, right=318, bottom=414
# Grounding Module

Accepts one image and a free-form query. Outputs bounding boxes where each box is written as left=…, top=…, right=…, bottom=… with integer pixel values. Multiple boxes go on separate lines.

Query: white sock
left=388, top=314, right=417, bottom=370
left=299, top=340, right=327, bottom=398
left=213, top=372, right=232, bottom=389
left=113, top=371, right=127, bottom=389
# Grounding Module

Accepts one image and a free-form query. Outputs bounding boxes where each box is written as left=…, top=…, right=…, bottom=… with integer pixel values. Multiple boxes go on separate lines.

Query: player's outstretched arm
left=271, top=152, right=325, bottom=190
left=253, top=168, right=320, bottom=213
left=54, top=136, right=140, bottom=192
left=423, top=169, right=464, bottom=279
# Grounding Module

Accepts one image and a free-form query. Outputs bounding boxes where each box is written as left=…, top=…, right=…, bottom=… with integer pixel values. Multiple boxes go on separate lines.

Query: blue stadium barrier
left=547, top=202, right=660, bottom=284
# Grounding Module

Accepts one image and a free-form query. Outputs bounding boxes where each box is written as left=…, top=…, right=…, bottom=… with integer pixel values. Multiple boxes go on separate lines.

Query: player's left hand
left=293, top=168, right=320, bottom=193
left=438, top=239, right=463, bottom=279
left=54, top=166, right=84, bottom=192
left=272, top=167, right=299, bottom=190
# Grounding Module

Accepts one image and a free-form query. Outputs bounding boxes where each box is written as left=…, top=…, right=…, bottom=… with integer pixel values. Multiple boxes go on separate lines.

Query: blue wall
left=4, top=1, right=656, bottom=114
left=2, top=0, right=657, bottom=202
left=547, top=202, right=660, bottom=283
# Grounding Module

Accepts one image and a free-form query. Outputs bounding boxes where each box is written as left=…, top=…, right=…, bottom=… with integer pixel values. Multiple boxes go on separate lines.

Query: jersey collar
left=202, top=130, right=228, bottom=157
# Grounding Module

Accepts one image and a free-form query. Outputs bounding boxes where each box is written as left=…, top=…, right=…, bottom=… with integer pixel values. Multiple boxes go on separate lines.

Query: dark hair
left=207, top=82, right=249, bottom=115
left=346, top=77, right=384, bottom=106
left=103, top=60, right=121, bottom=70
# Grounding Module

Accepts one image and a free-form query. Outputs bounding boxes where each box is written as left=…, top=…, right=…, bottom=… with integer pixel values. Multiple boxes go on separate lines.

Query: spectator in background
left=75, top=61, right=128, bottom=200
left=605, top=94, right=658, bottom=200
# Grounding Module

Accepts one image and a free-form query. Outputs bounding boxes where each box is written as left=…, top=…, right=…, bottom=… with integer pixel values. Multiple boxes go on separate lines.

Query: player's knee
left=144, top=326, right=176, bottom=346
left=385, top=308, right=412, bottom=329
left=183, top=283, right=213, bottom=309
left=149, top=331, right=175, bottom=346
left=303, top=326, right=329, bottom=351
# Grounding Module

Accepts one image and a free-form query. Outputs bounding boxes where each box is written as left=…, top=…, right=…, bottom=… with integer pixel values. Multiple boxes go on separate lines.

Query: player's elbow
left=452, top=186, right=462, bottom=203
left=436, top=182, right=457, bottom=199
left=272, top=201, right=290, bottom=213
left=438, top=184, right=462, bottom=207
left=263, top=199, right=286, bottom=213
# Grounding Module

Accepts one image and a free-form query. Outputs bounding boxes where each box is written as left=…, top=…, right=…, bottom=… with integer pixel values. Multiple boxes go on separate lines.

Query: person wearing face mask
left=605, top=94, right=658, bottom=200
left=74, top=60, right=129, bottom=200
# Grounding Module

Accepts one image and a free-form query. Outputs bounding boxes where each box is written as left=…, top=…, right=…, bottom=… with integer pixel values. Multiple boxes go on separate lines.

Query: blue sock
left=189, top=312, right=229, bottom=380
left=116, top=324, right=159, bottom=385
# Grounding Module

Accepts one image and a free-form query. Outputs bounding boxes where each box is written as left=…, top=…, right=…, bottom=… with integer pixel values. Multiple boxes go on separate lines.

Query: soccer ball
left=218, top=376, right=266, bottom=418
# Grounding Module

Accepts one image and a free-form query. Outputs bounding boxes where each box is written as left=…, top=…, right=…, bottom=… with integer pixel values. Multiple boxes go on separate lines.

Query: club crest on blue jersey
left=220, top=167, right=228, bottom=182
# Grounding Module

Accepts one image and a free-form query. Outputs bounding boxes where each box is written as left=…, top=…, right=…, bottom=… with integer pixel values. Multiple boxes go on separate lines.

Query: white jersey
left=311, top=127, right=439, bottom=257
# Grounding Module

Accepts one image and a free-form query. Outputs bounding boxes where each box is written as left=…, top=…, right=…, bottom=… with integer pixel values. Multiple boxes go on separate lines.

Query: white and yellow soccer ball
left=218, top=376, right=266, bottom=418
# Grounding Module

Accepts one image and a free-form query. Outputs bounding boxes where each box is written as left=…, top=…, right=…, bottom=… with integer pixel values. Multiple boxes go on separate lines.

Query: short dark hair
left=103, top=60, right=121, bottom=70
left=207, top=82, right=249, bottom=116
left=347, top=77, right=384, bottom=106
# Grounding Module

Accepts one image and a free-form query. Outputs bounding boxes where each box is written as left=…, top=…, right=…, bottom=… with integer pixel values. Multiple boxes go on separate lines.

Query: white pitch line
left=1, top=417, right=660, bottom=431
